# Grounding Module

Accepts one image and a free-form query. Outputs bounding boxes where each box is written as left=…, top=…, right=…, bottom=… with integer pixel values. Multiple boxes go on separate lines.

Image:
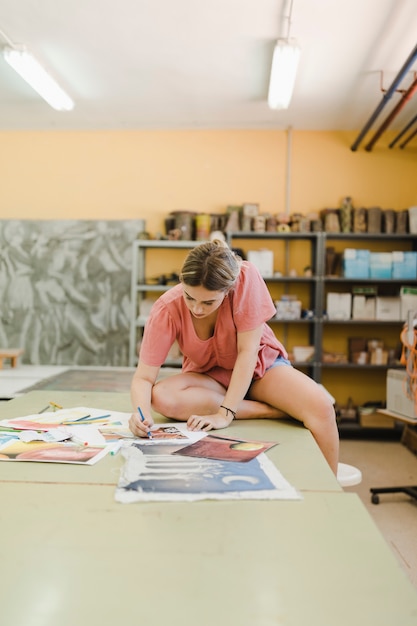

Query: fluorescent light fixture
left=268, top=39, right=300, bottom=110
left=3, top=46, right=74, bottom=111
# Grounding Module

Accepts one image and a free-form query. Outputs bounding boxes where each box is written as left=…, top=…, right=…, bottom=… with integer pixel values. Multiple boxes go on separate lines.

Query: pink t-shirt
left=139, top=261, right=287, bottom=388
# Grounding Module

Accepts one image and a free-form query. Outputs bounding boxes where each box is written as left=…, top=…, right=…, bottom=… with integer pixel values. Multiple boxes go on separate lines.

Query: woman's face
left=182, top=285, right=226, bottom=319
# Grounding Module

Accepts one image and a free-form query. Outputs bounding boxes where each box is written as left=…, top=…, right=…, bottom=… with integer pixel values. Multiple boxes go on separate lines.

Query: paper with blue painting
left=115, top=442, right=301, bottom=503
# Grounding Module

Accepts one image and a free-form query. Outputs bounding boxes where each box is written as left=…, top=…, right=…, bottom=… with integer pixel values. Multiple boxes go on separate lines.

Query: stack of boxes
left=326, top=248, right=417, bottom=322
left=343, top=248, right=417, bottom=281
left=343, top=249, right=370, bottom=278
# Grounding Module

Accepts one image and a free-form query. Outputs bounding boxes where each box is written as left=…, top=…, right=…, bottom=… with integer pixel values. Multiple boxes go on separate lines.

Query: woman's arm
left=129, top=361, right=160, bottom=437
left=219, top=325, right=263, bottom=418
left=187, top=324, right=263, bottom=430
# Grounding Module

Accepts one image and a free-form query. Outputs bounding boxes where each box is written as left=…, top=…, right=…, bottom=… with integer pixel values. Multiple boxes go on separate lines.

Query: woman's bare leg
left=249, top=366, right=339, bottom=474
left=152, top=372, right=286, bottom=420
left=152, top=368, right=339, bottom=474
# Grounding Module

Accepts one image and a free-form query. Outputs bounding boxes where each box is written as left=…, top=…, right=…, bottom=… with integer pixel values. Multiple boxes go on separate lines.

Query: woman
left=129, top=239, right=339, bottom=474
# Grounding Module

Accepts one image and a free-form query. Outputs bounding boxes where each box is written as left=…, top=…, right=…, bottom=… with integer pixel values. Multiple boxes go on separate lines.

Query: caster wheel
left=371, top=493, right=380, bottom=505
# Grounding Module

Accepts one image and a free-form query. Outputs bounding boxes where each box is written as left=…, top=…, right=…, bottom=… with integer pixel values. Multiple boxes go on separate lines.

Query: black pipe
left=351, top=43, right=417, bottom=151
left=389, top=112, right=417, bottom=148
left=365, top=76, right=417, bottom=151
left=400, top=125, right=417, bottom=148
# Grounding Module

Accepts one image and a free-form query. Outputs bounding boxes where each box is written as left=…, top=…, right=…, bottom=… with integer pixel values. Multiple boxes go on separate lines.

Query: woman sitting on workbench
left=129, top=239, right=339, bottom=474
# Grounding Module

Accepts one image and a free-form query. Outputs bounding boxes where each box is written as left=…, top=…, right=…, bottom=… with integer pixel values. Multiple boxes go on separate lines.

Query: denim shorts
left=246, top=354, right=292, bottom=397
left=266, top=354, right=292, bottom=370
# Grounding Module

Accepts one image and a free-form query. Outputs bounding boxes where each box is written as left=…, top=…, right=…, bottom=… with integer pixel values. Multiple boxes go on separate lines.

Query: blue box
left=370, top=252, right=392, bottom=279
left=343, top=248, right=370, bottom=278
left=392, top=251, right=417, bottom=279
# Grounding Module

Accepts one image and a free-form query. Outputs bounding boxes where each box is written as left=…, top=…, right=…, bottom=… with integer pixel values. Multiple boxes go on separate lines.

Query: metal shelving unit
left=226, top=231, right=324, bottom=380
left=226, top=230, right=417, bottom=408
left=129, top=239, right=200, bottom=367
left=129, top=233, right=417, bottom=413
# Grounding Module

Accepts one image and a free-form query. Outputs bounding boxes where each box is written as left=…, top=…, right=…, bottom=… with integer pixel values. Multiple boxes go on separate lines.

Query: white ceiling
left=0, top=0, right=417, bottom=138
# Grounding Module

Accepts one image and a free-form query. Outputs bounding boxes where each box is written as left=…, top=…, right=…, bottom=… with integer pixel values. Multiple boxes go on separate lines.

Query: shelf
left=322, top=319, right=405, bottom=325
left=227, top=231, right=319, bottom=241
left=324, top=277, right=417, bottom=284
left=136, top=284, right=174, bottom=292
left=326, top=233, right=417, bottom=241
left=129, top=240, right=198, bottom=367
left=265, top=276, right=318, bottom=283
left=271, top=318, right=317, bottom=323
left=132, top=239, right=200, bottom=249
left=337, top=421, right=403, bottom=437
left=292, top=361, right=316, bottom=367
left=321, top=363, right=402, bottom=370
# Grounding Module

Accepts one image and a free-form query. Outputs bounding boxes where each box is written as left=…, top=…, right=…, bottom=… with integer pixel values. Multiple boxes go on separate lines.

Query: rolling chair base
left=370, top=485, right=417, bottom=505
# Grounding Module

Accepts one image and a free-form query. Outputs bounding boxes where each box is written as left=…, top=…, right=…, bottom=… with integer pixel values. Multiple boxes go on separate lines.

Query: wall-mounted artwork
left=0, top=219, right=144, bottom=366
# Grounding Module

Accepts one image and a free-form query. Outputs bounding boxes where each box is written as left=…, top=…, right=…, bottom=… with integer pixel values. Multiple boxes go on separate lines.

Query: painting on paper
left=115, top=444, right=301, bottom=503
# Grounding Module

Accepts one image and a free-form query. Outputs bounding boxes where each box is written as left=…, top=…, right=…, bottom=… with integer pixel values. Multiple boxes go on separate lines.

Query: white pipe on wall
left=285, top=126, right=292, bottom=216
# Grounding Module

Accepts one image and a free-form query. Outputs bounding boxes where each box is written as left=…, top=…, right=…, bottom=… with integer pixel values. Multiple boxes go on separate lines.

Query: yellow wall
left=1, top=128, right=415, bottom=406
left=1, top=129, right=416, bottom=235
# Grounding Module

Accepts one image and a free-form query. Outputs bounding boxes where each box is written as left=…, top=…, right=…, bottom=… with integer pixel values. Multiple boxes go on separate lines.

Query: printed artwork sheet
left=133, top=422, right=207, bottom=445
left=173, top=434, right=277, bottom=462
left=0, top=411, right=207, bottom=464
left=0, top=407, right=123, bottom=431
left=0, top=439, right=111, bottom=465
left=0, top=407, right=131, bottom=464
left=115, top=443, right=301, bottom=503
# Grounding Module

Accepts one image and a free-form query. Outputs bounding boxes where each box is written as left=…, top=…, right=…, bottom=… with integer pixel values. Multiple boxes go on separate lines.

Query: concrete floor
left=340, top=435, right=417, bottom=590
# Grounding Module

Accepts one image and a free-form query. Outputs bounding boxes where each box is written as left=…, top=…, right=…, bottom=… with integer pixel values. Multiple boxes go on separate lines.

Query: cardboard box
left=392, top=251, right=417, bottom=279
left=400, top=286, right=417, bottom=321
left=351, top=285, right=377, bottom=320
left=409, top=206, right=417, bottom=234
left=351, top=351, right=369, bottom=364
left=352, top=294, right=376, bottom=319
left=348, top=337, right=368, bottom=363
left=343, top=248, right=370, bottom=278
left=369, top=348, right=388, bottom=365
left=247, top=249, right=274, bottom=278
left=275, top=298, right=302, bottom=320
left=326, top=292, right=351, bottom=320
left=359, top=406, right=395, bottom=428
left=386, top=369, right=417, bottom=419
left=375, top=296, right=401, bottom=320
left=367, top=339, right=384, bottom=351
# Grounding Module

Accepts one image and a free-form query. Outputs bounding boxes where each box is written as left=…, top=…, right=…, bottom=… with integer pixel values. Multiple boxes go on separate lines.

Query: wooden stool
left=0, top=349, right=24, bottom=369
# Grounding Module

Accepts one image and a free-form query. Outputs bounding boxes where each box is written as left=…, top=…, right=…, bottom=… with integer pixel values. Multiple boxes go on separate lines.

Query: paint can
left=195, top=213, right=211, bottom=241
left=170, top=211, right=196, bottom=240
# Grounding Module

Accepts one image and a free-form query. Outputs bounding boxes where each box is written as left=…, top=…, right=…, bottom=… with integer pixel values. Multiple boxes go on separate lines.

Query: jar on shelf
left=169, top=211, right=196, bottom=240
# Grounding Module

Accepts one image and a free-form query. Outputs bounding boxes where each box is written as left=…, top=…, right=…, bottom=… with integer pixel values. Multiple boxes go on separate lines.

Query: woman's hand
left=128, top=410, right=154, bottom=438
left=187, top=411, right=232, bottom=431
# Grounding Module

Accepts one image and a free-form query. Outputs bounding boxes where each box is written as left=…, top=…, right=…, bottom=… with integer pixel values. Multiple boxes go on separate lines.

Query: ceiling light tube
left=268, top=39, right=300, bottom=110
left=3, top=46, right=74, bottom=111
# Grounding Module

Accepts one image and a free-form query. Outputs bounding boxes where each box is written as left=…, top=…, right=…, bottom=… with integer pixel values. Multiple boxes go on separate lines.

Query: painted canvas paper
left=115, top=444, right=301, bottom=502
left=173, top=434, right=277, bottom=462
left=0, top=439, right=110, bottom=465
left=135, top=423, right=207, bottom=445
